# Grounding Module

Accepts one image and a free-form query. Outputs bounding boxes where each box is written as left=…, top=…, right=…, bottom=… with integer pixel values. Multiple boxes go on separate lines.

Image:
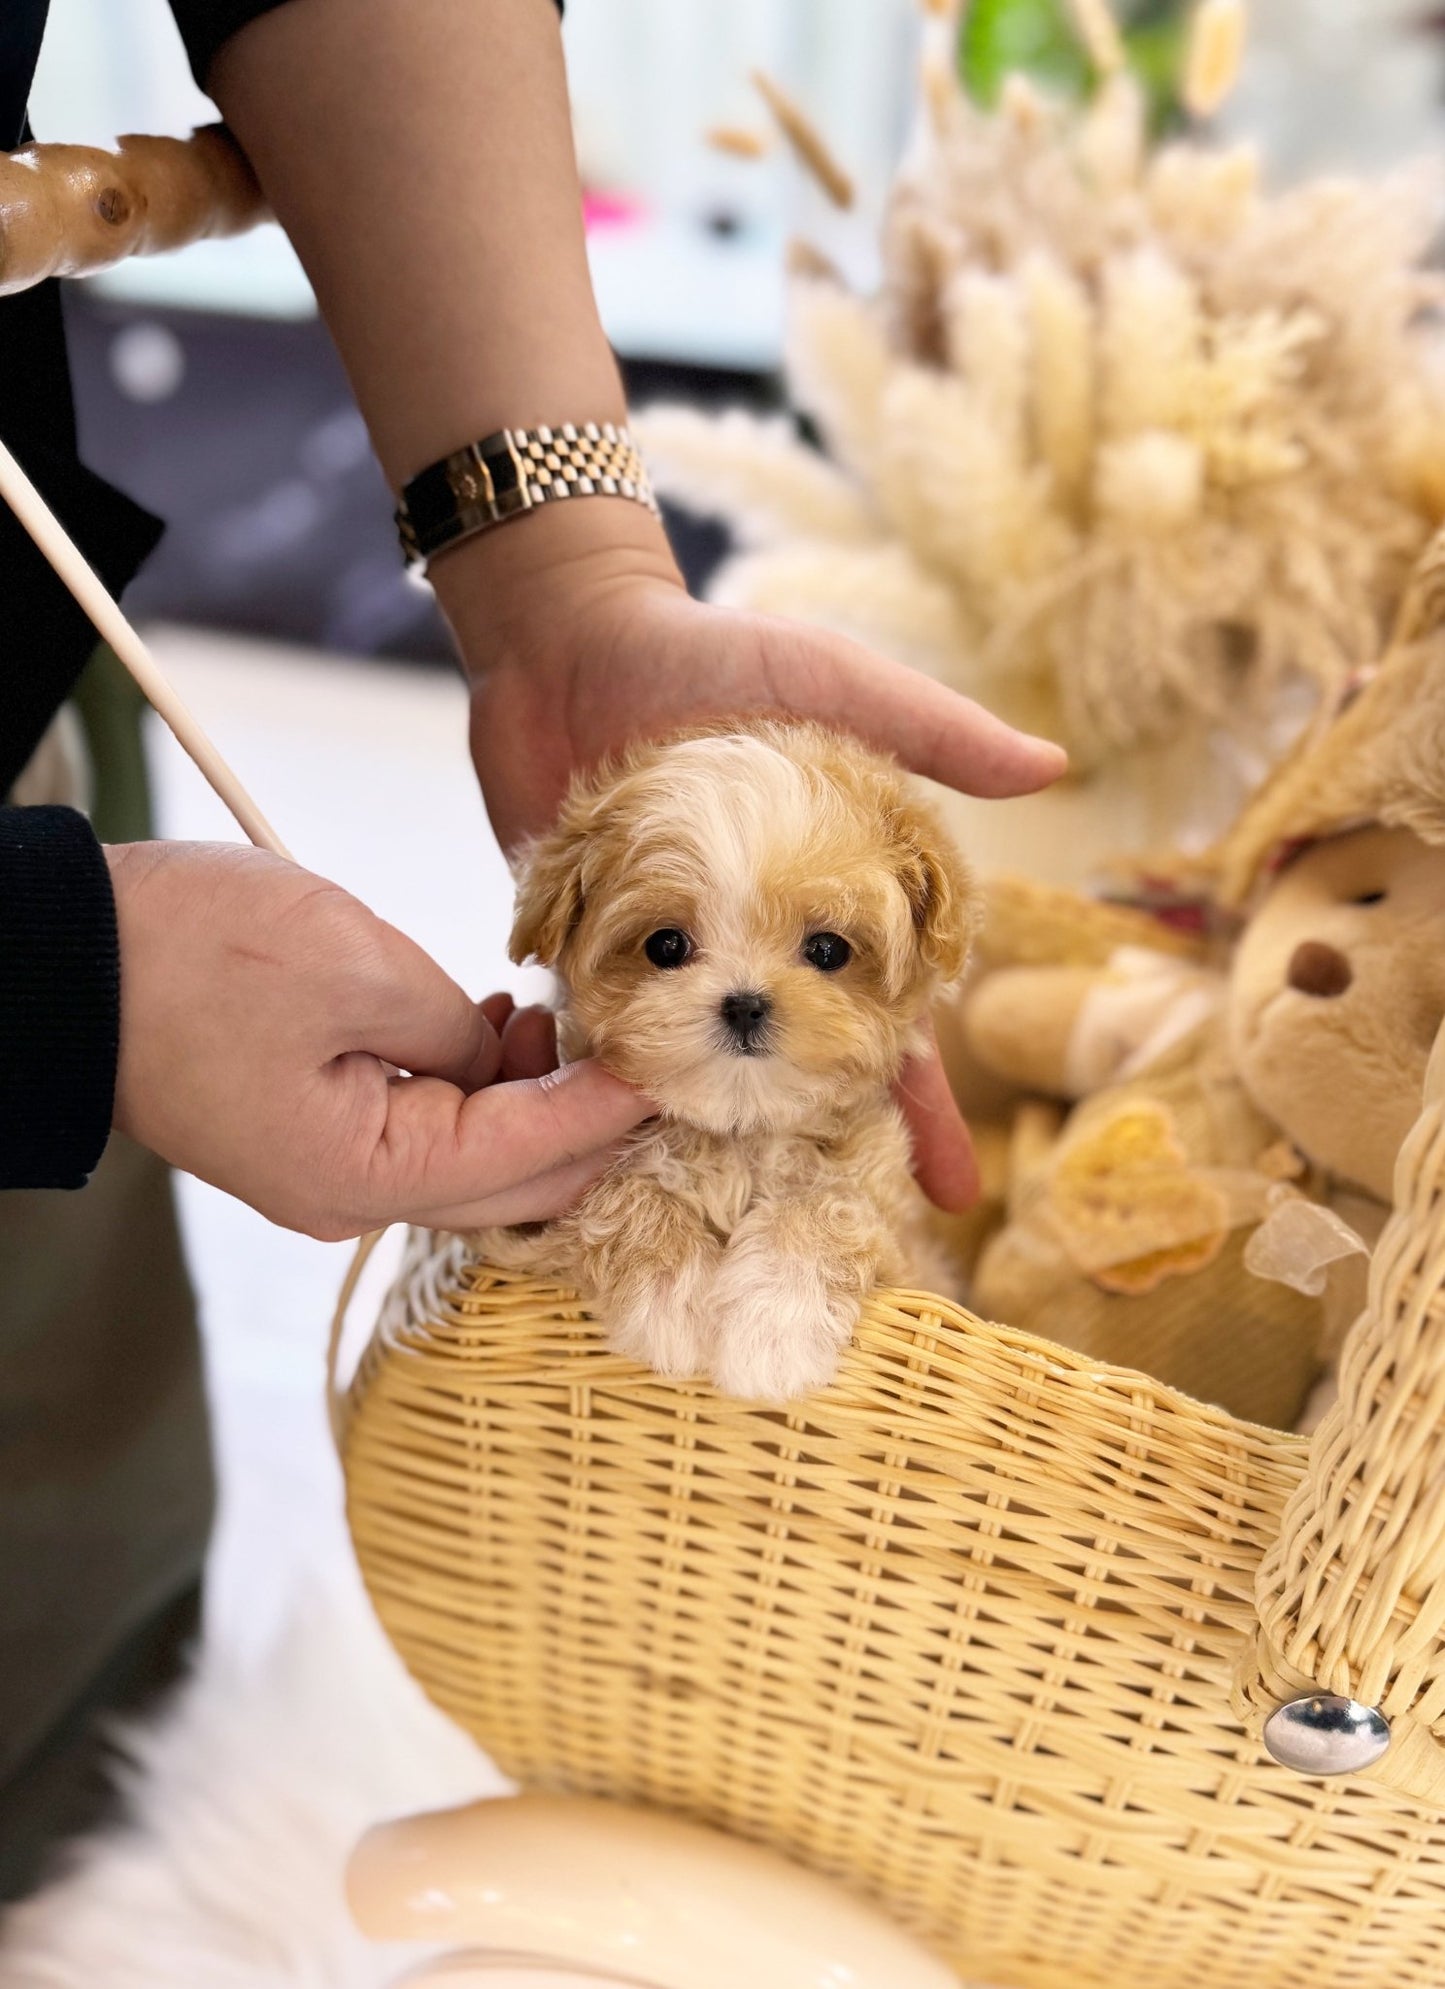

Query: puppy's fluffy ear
left=509, top=819, right=590, bottom=968
left=508, top=748, right=652, bottom=966
left=890, top=796, right=976, bottom=989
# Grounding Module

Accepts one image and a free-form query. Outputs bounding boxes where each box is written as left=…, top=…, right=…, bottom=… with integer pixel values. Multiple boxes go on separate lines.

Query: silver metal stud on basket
left=1263, top=1695, right=1391, bottom=1776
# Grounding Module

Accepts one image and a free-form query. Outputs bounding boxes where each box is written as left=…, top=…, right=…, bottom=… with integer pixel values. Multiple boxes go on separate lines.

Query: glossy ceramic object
left=348, top=1792, right=955, bottom=1989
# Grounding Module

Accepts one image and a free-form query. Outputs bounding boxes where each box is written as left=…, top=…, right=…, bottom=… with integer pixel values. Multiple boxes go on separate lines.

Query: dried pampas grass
left=640, top=3, right=1445, bottom=825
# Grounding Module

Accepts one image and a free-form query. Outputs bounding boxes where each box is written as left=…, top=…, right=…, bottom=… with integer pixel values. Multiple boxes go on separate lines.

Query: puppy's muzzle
left=719, top=989, right=772, bottom=1055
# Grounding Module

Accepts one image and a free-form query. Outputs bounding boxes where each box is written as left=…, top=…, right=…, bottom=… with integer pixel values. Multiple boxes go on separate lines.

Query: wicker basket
left=331, top=1022, right=1445, bottom=1989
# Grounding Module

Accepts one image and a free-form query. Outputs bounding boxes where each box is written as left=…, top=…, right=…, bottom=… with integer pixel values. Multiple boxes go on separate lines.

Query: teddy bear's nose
left=1287, top=940, right=1353, bottom=998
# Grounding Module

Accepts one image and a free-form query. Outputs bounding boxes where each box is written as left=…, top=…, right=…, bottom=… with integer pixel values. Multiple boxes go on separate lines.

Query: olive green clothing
left=0, top=1131, right=213, bottom=1793
left=1, top=647, right=214, bottom=1882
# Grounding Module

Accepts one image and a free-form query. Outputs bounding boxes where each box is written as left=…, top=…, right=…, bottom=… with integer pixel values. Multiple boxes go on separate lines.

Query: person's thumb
left=359, top=1058, right=653, bottom=1222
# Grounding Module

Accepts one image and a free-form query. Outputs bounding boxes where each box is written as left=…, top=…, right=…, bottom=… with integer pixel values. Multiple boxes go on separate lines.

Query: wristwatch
left=395, top=421, right=658, bottom=569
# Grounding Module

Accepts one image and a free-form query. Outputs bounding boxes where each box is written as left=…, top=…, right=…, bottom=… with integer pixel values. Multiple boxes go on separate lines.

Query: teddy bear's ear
left=508, top=815, right=592, bottom=968
left=891, top=796, right=977, bottom=990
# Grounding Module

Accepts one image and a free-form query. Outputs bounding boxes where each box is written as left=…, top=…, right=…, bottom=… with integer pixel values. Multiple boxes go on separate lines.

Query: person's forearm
left=212, top=0, right=621, bottom=480
left=209, top=0, right=681, bottom=662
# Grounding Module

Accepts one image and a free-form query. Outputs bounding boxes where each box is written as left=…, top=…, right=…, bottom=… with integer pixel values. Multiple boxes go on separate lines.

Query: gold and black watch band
left=395, top=421, right=658, bottom=568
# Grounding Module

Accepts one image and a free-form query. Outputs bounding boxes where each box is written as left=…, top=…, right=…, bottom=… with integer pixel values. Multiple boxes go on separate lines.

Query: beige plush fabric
left=1210, top=529, right=1445, bottom=904
left=972, top=1017, right=1326, bottom=1429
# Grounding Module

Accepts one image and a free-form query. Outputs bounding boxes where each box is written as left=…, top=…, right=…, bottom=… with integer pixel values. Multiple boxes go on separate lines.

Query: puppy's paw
left=602, top=1256, right=718, bottom=1380
left=709, top=1253, right=860, bottom=1403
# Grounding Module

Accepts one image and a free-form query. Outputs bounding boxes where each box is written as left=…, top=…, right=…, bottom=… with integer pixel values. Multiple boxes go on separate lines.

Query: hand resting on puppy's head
left=473, top=718, right=976, bottom=1401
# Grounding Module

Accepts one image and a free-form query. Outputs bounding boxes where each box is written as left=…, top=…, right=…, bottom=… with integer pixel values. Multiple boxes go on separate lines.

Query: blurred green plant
left=960, top=0, right=1192, bottom=131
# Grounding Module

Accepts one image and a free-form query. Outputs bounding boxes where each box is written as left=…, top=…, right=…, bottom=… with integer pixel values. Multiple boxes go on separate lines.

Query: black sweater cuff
left=0, top=806, right=119, bottom=1190
left=174, top=0, right=563, bottom=95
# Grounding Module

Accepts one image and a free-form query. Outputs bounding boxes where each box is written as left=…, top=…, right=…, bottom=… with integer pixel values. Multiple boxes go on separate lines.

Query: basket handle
left=327, top=1227, right=390, bottom=1451
left=1235, top=1015, right=1445, bottom=1801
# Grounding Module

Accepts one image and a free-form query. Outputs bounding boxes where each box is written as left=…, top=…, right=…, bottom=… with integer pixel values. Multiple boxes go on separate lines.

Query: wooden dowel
left=0, top=433, right=291, bottom=859
left=0, top=125, right=268, bottom=299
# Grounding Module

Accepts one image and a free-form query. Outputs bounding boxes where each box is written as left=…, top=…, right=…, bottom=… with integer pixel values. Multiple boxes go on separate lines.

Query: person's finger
left=407, top=1144, right=627, bottom=1229
left=358, top=1057, right=653, bottom=1219
left=779, top=620, right=1068, bottom=799
left=480, top=990, right=517, bottom=1034
left=348, top=919, right=505, bottom=1090
left=893, top=1034, right=979, bottom=1213
left=499, top=1003, right=558, bottom=1081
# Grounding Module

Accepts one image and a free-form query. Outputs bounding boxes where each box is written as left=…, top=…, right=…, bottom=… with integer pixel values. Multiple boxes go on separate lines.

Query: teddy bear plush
left=960, top=821, right=1445, bottom=1429
left=925, top=871, right=1213, bottom=1284
left=942, top=522, right=1445, bottom=1428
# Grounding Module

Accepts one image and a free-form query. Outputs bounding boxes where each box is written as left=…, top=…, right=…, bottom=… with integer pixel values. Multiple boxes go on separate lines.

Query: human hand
left=446, top=506, right=1066, bottom=854
left=435, top=506, right=1064, bottom=1213
left=105, top=841, right=651, bottom=1239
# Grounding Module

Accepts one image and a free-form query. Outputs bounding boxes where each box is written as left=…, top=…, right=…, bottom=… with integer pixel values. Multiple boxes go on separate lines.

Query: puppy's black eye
left=803, top=932, right=851, bottom=972
left=1352, top=889, right=1387, bottom=907
left=644, top=928, right=693, bottom=969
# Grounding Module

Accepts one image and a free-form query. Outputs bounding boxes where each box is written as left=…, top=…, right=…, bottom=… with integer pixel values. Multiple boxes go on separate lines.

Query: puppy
left=475, top=719, right=975, bottom=1401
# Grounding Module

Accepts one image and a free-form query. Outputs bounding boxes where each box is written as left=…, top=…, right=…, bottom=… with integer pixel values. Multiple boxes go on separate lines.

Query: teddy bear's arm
left=966, top=951, right=1227, bottom=1101
left=963, top=964, right=1116, bottom=1098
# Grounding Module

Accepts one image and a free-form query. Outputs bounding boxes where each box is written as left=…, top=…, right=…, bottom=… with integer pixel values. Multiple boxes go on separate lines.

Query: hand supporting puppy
left=106, top=841, right=650, bottom=1240
left=445, top=508, right=1065, bottom=852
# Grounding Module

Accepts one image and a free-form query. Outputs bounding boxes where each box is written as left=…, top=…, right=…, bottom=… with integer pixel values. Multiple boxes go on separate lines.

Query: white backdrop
left=27, top=2, right=1442, bottom=362
left=28, top=0, right=921, bottom=366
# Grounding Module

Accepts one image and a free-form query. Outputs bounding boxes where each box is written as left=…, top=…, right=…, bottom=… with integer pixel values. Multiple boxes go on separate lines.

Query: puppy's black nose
left=720, top=989, right=772, bottom=1052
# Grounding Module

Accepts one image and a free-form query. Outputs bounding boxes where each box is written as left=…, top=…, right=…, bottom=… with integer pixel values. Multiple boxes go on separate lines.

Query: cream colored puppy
left=475, top=719, right=974, bottom=1402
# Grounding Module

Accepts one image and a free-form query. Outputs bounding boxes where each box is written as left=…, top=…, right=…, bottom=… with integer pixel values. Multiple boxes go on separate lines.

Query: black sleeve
left=0, top=806, right=120, bottom=1191
left=0, top=282, right=164, bottom=799
left=172, top=0, right=564, bottom=95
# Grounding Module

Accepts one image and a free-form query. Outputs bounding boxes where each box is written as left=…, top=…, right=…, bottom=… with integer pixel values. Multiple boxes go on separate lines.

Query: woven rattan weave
left=335, top=1027, right=1445, bottom=1989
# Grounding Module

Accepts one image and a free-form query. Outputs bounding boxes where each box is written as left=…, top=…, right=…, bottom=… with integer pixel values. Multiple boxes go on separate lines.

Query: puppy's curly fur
left=476, top=719, right=975, bottom=1401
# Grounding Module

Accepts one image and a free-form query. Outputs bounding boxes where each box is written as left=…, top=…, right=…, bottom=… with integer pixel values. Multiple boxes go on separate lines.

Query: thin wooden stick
left=0, top=433, right=291, bottom=859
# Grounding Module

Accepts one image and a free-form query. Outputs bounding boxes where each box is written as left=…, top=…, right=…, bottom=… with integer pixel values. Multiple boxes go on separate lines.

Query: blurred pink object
left=582, top=189, right=645, bottom=230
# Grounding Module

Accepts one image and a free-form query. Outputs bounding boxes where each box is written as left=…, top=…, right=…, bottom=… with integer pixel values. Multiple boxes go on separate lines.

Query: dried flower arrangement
left=640, top=0, right=1445, bottom=872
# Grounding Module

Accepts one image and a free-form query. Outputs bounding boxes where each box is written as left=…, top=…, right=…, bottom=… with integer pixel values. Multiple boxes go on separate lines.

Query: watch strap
left=395, top=421, right=657, bottom=568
